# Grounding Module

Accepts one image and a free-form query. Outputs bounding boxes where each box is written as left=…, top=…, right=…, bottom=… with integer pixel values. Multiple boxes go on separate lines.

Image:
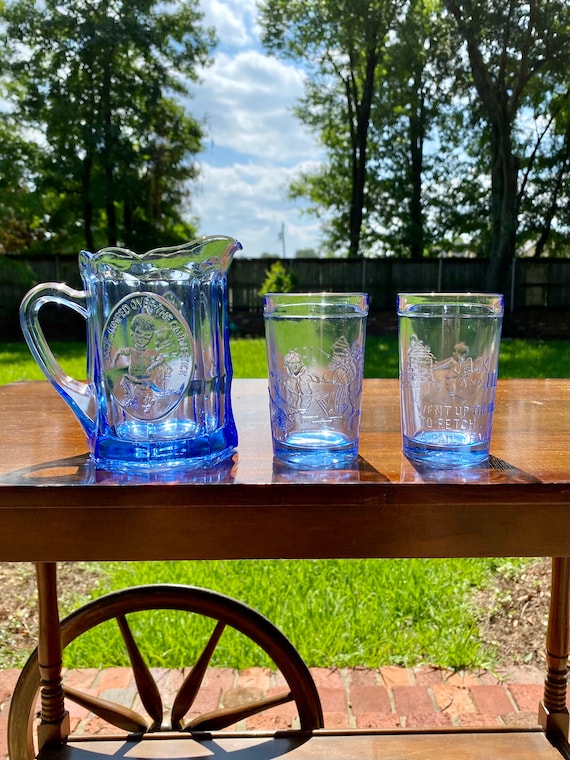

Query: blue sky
left=188, top=0, right=324, bottom=258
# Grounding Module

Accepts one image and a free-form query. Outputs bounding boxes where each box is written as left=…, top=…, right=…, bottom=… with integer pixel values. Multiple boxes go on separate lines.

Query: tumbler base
left=273, top=430, right=358, bottom=469
left=403, top=433, right=489, bottom=469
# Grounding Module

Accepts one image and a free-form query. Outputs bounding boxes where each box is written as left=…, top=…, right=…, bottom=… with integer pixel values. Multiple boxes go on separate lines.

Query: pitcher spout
left=80, top=235, right=242, bottom=279
left=188, top=235, right=243, bottom=276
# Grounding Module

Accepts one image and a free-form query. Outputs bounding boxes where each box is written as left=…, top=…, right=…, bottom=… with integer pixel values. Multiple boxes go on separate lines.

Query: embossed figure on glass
left=282, top=350, right=321, bottom=423
left=438, top=341, right=473, bottom=396
left=407, top=336, right=480, bottom=399
left=398, top=293, right=504, bottom=468
left=406, top=334, right=436, bottom=384
left=112, top=313, right=174, bottom=416
left=103, top=292, right=194, bottom=422
left=328, top=336, right=361, bottom=418
left=264, top=293, right=368, bottom=468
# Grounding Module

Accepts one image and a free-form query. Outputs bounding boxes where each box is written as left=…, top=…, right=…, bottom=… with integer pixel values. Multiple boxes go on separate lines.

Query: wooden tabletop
left=0, top=378, right=568, bottom=561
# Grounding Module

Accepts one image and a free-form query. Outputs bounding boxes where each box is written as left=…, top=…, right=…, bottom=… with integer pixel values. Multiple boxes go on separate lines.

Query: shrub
left=258, top=260, right=298, bottom=297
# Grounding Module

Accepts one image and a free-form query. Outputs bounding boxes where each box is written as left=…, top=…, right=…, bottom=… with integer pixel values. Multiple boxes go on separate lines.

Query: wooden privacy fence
left=6, top=254, right=570, bottom=313
left=230, top=256, right=570, bottom=312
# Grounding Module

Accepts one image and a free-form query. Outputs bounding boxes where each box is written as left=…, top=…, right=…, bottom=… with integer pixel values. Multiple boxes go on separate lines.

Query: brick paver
left=432, top=683, right=477, bottom=715
left=508, top=682, right=547, bottom=712
left=470, top=684, right=515, bottom=714
left=0, top=665, right=550, bottom=759
left=392, top=685, right=434, bottom=715
left=350, top=684, right=391, bottom=715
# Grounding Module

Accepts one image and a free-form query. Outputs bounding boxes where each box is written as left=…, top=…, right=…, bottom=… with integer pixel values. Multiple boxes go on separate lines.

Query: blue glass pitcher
left=19, top=235, right=242, bottom=471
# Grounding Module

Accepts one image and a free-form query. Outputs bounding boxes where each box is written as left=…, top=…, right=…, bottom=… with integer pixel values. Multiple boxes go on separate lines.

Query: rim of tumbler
left=264, top=291, right=368, bottom=299
left=263, top=292, right=369, bottom=314
left=397, top=292, right=504, bottom=315
left=397, top=291, right=503, bottom=298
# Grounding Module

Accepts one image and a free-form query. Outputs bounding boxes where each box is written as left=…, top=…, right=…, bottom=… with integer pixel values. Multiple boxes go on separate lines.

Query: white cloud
left=192, top=50, right=318, bottom=164
left=187, top=0, right=325, bottom=256
left=192, top=162, right=323, bottom=257
left=200, top=0, right=258, bottom=49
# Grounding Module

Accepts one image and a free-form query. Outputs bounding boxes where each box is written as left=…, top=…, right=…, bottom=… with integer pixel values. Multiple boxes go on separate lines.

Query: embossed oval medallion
left=102, top=292, right=194, bottom=421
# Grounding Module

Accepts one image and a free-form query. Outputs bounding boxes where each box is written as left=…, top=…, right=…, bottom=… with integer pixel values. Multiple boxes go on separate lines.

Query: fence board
left=6, top=253, right=570, bottom=313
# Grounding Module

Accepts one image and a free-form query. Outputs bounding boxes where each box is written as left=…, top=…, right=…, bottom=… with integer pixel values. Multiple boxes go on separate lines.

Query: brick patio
left=1, top=664, right=563, bottom=759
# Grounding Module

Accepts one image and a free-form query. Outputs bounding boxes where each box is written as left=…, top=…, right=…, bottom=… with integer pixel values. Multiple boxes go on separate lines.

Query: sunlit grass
left=3, top=334, right=566, bottom=383
left=0, top=335, right=570, bottom=384
left=498, top=337, right=570, bottom=378
left=0, top=341, right=88, bottom=383
left=63, top=557, right=516, bottom=671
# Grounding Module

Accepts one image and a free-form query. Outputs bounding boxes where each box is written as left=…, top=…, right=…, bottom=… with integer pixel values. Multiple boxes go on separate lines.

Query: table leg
left=35, top=562, right=70, bottom=749
left=539, top=556, right=570, bottom=743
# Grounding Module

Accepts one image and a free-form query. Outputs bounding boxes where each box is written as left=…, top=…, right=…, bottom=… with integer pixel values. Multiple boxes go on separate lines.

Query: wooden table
left=0, top=378, right=569, bottom=760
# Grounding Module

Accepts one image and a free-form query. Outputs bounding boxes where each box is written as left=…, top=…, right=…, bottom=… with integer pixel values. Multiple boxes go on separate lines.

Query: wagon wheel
left=8, top=584, right=324, bottom=760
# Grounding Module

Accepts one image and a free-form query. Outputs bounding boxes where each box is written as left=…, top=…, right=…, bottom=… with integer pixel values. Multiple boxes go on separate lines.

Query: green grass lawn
left=1, top=336, right=568, bottom=672
left=2, top=335, right=569, bottom=382
left=62, top=557, right=509, bottom=672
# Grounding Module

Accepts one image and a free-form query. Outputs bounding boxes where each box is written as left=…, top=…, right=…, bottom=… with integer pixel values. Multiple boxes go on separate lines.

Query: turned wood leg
left=539, top=556, right=570, bottom=742
left=35, top=562, right=70, bottom=749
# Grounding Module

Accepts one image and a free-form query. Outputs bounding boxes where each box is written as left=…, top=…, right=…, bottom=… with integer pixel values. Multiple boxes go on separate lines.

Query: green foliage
left=62, top=557, right=514, bottom=671
left=258, top=260, right=298, bottom=297
left=0, top=118, right=47, bottom=255
left=0, top=0, right=215, bottom=252
left=260, top=0, right=570, bottom=276
left=0, top=257, right=36, bottom=288
left=0, top=259, right=37, bottom=331
left=2, top=0, right=570, bottom=270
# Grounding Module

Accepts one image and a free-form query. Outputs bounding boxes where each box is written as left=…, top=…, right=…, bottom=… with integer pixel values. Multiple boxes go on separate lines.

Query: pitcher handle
left=19, top=283, right=95, bottom=439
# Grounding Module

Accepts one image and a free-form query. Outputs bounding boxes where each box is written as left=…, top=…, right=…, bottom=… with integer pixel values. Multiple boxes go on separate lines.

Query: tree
left=0, top=116, right=47, bottom=255
left=364, top=0, right=459, bottom=258
left=387, top=1, right=431, bottom=259
left=518, top=85, right=570, bottom=258
left=444, top=0, right=570, bottom=291
left=0, top=0, right=215, bottom=253
left=295, top=248, right=319, bottom=258
left=259, top=0, right=400, bottom=258
left=260, top=0, right=472, bottom=261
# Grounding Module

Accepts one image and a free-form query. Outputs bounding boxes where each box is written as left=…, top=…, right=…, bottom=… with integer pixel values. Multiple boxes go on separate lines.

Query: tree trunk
left=82, top=154, right=94, bottom=252
left=407, top=89, right=425, bottom=259
left=444, top=1, right=520, bottom=294
left=102, top=59, right=118, bottom=247
left=485, top=122, right=518, bottom=293
left=533, top=122, right=570, bottom=257
left=348, top=131, right=367, bottom=259
left=347, top=46, right=379, bottom=258
left=105, top=164, right=118, bottom=248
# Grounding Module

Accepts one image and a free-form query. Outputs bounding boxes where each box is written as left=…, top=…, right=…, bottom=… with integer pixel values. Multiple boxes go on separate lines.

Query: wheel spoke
left=117, top=613, right=163, bottom=728
left=171, top=620, right=226, bottom=729
left=63, top=685, right=148, bottom=733
left=185, top=690, right=294, bottom=731
left=9, top=585, right=323, bottom=760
